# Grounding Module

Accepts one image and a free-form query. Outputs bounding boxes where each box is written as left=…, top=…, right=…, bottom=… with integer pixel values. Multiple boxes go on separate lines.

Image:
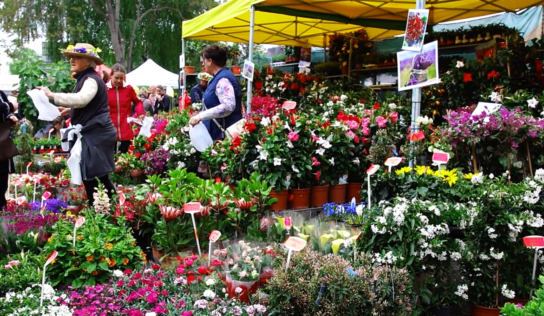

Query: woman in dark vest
left=0, top=91, right=19, bottom=210
left=38, top=43, right=117, bottom=207
left=188, top=45, right=243, bottom=140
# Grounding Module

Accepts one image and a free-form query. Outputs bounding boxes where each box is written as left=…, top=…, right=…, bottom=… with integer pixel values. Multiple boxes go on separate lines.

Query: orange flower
left=105, top=243, right=113, bottom=250
left=141, top=251, right=147, bottom=264
left=86, top=255, right=94, bottom=262
left=47, top=234, right=54, bottom=243
left=123, top=258, right=129, bottom=265
left=71, top=250, right=75, bottom=255
left=77, top=236, right=83, bottom=241
left=106, top=258, right=116, bottom=268
left=50, top=258, right=56, bottom=265
left=92, top=271, right=98, bottom=276
left=100, top=256, right=105, bottom=262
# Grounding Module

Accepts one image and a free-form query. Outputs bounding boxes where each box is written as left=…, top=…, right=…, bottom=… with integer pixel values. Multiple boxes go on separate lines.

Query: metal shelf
left=351, top=65, right=397, bottom=73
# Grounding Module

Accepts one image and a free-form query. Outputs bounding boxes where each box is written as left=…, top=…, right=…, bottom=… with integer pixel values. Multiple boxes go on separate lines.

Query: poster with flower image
left=397, top=41, right=439, bottom=91
left=402, top=9, right=429, bottom=52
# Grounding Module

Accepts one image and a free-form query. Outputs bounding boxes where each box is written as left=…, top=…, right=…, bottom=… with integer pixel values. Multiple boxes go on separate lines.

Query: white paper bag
left=27, top=89, right=61, bottom=121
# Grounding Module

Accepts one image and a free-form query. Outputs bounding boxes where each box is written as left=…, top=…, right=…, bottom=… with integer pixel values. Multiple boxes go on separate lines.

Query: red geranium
left=463, top=73, right=472, bottom=83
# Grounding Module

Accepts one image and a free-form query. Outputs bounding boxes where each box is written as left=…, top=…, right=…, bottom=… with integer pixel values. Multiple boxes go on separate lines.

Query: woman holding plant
left=0, top=90, right=19, bottom=209
left=38, top=43, right=117, bottom=207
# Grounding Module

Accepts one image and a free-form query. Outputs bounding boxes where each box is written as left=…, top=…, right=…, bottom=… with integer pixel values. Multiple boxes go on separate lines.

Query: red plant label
left=384, top=157, right=403, bottom=167
left=356, top=231, right=363, bottom=241
left=432, top=152, right=449, bottom=164
left=75, top=217, right=85, bottom=228
left=54, top=157, right=62, bottom=163
left=367, top=164, right=380, bottom=175
left=119, top=193, right=126, bottom=206
left=284, top=217, right=292, bottom=229
left=282, top=101, right=297, bottom=110
left=16, top=196, right=26, bottom=205
left=42, top=191, right=52, bottom=200
left=40, top=204, right=46, bottom=216
left=184, top=202, right=201, bottom=213
left=523, top=236, right=544, bottom=248
left=284, top=236, right=307, bottom=252
left=209, top=230, right=221, bottom=243
left=27, top=162, right=33, bottom=167
left=45, top=251, right=58, bottom=266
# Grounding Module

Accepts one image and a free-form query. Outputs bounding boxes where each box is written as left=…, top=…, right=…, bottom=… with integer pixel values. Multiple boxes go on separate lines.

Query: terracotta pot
left=328, top=184, right=347, bottom=204
left=231, top=66, right=242, bottom=75
left=341, top=65, right=349, bottom=75
left=152, top=247, right=165, bottom=262
left=505, top=298, right=530, bottom=307
left=346, top=182, right=362, bottom=203
left=184, top=66, right=195, bottom=74
left=151, top=247, right=178, bottom=266
left=130, top=169, right=144, bottom=178
left=268, top=189, right=289, bottom=212
left=471, top=304, right=500, bottom=316
left=290, top=188, right=310, bottom=210
left=67, top=205, right=83, bottom=215
left=310, top=185, right=329, bottom=207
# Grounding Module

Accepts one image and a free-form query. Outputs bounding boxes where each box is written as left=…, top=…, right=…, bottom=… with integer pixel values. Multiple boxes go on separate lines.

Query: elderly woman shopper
left=39, top=43, right=117, bottom=207
left=107, top=63, right=145, bottom=153
left=0, top=91, right=19, bottom=210
left=188, top=45, right=243, bottom=140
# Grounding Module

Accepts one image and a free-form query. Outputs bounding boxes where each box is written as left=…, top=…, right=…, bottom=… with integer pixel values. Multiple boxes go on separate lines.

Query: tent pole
left=246, top=5, right=256, bottom=114
left=409, top=0, right=426, bottom=167
left=181, top=38, right=185, bottom=98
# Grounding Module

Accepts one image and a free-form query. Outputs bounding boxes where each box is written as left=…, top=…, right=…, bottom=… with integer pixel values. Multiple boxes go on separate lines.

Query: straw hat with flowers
left=62, top=43, right=104, bottom=65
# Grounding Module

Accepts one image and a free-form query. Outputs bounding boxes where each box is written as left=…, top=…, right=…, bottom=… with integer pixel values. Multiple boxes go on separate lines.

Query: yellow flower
left=50, top=258, right=56, bottom=265
left=464, top=172, right=478, bottom=180
left=141, top=251, right=147, bottom=264
left=95, top=47, right=102, bottom=53
left=47, top=236, right=53, bottom=243
left=395, top=166, right=412, bottom=176
left=86, top=255, right=94, bottom=262
left=66, top=234, right=72, bottom=239
left=77, top=236, right=83, bottom=241
left=66, top=211, right=75, bottom=217
left=105, top=243, right=113, bottom=250
left=123, top=258, right=129, bottom=265
left=415, top=165, right=434, bottom=176
left=66, top=45, right=74, bottom=51
left=106, top=258, right=116, bottom=268
left=435, top=169, right=458, bottom=187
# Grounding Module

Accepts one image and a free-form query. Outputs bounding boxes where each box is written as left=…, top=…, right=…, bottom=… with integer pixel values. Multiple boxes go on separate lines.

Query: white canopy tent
left=0, top=75, right=19, bottom=92
left=126, top=59, right=179, bottom=88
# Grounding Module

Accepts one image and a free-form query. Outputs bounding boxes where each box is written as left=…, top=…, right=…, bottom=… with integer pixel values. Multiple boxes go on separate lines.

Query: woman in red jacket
left=107, top=64, right=145, bottom=153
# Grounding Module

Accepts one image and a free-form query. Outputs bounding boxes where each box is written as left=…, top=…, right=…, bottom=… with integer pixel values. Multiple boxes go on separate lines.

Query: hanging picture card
left=402, top=9, right=430, bottom=52
left=397, top=41, right=439, bottom=91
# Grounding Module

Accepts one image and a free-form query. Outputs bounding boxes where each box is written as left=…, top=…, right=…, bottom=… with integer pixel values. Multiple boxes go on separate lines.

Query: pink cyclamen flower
left=8, top=260, right=20, bottom=266
left=312, top=157, right=321, bottom=166
left=375, top=116, right=387, bottom=128
left=345, top=130, right=356, bottom=138
left=235, top=287, right=243, bottom=294
left=287, top=131, right=299, bottom=141
left=345, top=120, right=359, bottom=129
left=4, top=265, right=11, bottom=269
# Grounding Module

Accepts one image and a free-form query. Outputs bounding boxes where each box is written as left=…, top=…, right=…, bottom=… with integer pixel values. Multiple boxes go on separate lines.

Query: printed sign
left=282, top=101, right=297, bottom=110
left=209, top=230, right=221, bottom=243
left=119, top=193, right=126, bottom=206
left=42, top=191, right=52, bottom=200
left=367, top=164, right=380, bottom=175
left=184, top=202, right=201, bottom=214
left=16, top=196, right=26, bottom=205
left=384, top=157, right=403, bottom=167
left=284, top=236, right=307, bottom=252
left=524, top=236, right=544, bottom=248
left=432, top=152, right=449, bottom=164
left=45, top=251, right=58, bottom=266
left=75, top=217, right=86, bottom=228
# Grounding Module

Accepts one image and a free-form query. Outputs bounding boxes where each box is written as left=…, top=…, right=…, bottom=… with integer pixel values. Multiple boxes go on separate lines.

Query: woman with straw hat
left=38, top=43, right=117, bottom=207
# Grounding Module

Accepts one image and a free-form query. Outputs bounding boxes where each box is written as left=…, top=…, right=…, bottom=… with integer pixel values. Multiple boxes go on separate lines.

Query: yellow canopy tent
left=182, top=0, right=543, bottom=47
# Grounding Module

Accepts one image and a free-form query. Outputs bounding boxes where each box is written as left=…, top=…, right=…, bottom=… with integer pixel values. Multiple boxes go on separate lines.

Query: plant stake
left=40, top=250, right=58, bottom=307
left=119, top=192, right=126, bottom=213
left=366, top=164, right=380, bottom=209
left=208, top=230, right=221, bottom=266
left=523, top=235, right=544, bottom=297
left=26, top=161, right=32, bottom=175
left=184, top=202, right=202, bottom=256
left=32, top=178, right=38, bottom=202
left=384, top=157, right=402, bottom=173
left=283, top=236, right=307, bottom=271
left=73, top=217, right=85, bottom=248
left=40, top=191, right=52, bottom=217
left=432, top=152, right=449, bottom=170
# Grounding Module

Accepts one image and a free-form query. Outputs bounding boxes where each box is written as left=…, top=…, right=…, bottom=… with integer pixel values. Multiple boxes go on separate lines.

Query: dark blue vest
left=71, top=67, right=109, bottom=126
left=202, top=68, right=243, bottom=140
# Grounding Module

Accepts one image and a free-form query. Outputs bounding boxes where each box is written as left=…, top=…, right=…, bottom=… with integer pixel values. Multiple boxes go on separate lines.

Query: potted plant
left=64, top=187, right=86, bottom=215
left=225, top=240, right=262, bottom=303
left=228, top=43, right=242, bottom=74
left=287, top=114, right=313, bottom=210
left=128, top=154, right=145, bottom=178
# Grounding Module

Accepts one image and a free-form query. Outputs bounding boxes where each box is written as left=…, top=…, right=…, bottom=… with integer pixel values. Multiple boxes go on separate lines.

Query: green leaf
left=72, top=278, right=84, bottom=288
left=87, top=262, right=97, bottom=273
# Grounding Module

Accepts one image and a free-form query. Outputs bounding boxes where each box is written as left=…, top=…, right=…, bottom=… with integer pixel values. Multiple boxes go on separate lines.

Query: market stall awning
left=182, top=0, right=544, bottom=46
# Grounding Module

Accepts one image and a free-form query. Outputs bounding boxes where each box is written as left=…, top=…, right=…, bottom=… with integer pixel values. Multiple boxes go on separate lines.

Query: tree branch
left=89, top=0, right=107, bottom=19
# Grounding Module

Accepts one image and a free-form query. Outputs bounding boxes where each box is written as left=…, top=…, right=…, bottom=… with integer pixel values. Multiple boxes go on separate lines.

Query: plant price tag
left=523, top=235, right=544, bottom=248
left=284, top=236, right=307, bottom=271
left=282, top=101, right=297, bottom=110
left=42, top=191, right=52, bottom=200
left=384, top=157, right=402, bottom=173
left=54, top=156, right=62, bottom=163
left=366, top=164, right=380, bottom=175
left=432, top=152, right=449, bottom=164
left=209, top=230, right=221, bottom=243
left=16, top=196, right=26, bottom=205
left=41, top=250, right=58, bottom=306
left=184, top=202, right=201, bottom=214
left=119, top=193, right=126, bottom=206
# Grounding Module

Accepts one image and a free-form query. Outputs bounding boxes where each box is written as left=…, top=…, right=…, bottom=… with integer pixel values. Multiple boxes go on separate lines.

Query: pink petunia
left=375, top=116, right=387, bottom=128
left=287, top=131, right=299, bottom=141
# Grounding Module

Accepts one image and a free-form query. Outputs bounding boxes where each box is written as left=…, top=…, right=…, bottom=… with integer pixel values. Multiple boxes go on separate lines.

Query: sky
left=0, top=31, right=43, bottom=75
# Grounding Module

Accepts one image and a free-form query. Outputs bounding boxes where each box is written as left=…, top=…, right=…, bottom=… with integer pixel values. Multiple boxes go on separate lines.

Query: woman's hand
left=58, top=107, right=71, bottom=116
left=37, top=86, right=55, bottom=99
left=189, top=115, right=201, bottom=126
left=9, top=115, right=18, bottom=123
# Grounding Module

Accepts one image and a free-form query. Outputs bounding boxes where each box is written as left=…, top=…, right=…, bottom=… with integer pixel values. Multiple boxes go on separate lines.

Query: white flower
left=259, top=150, right=269, bottom=160
left=286, top=140, right=294, bottom=148
left=388, top=103, right=397, bottom=110
left=194, top=299, right=209, bottom=309
left=273, top=158, right=282, bottom=166
left=113, top=270, right=124, bottom=278
left=261, top=117, right=271, bottom=126
left=235, top=287, right=243, bottom=294
left=329, top=158, right=335, bottom=165
left=528, top=97, right=539, bottom=108
left=340, top=94, right=347, bottom=101
left=203, top=289, right=216, bottom=299
left=489, top=173, right=494, bottom=179
left=455, top=284, right=469, bottom=300
left=501, top=284, right=515, bottom=299
left=206, top=278, right=216, bottom=286
left=456, top=61, right=464, bottom=68
left=450, top=252, right=462, bottom=261
left=292, top=165, right=300, bottom=173
left=487, top=227, right=498, bottom=239
left=315, top=148, right=325, bottom=156
left=489, top=92, right=502, bottom=103
left=146, top=313, right=157, bottom=316
left=356, top=204, right=364, bottom=216
left=490, top=247, right=504, bottom=260
left=471, top=173, right=484, bottom=184
left=353, top=157, right=360, bottom=165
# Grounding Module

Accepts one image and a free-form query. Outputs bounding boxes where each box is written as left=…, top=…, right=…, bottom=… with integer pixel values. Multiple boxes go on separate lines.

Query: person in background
left=190, top=72, right=212, bottom=104
left=153, top=85, right=171, bottom=114
left=138, top=88, right=153, bottom=114
left=0, top=90, right=18, bottom=210
left=148, top=85, right=157, bottom=104
left=34, top=116, right=64, bottom=139
left=107, top=63, right=145, bottom=154
left=38, top=43, right=117, bottom=208
left=189, top=45, right=243, bottom=140
left=100, top=70, right=110, bottom=84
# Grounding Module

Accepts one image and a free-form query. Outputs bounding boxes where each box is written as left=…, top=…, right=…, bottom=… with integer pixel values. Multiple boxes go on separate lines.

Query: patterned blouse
left=199, top=78, right=236, bottom=121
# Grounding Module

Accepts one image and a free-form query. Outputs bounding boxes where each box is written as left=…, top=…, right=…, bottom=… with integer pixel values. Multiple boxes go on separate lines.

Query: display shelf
left=324, top=74, right=348, bottom=79
left=351, top=65, right=397, bottom=73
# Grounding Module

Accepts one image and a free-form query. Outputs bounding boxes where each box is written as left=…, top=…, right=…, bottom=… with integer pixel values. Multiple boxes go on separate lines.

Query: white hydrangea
left=487, top=227, right=498, bottom=239
left=455, top=284, right=469, bottom=300
left=501, top=284, right=515, bottom=299
left=450, top=252, right=462, bottom=261
left=535, top=169, right=544, bottom=183
left=490, top=248, right=504, bottom=260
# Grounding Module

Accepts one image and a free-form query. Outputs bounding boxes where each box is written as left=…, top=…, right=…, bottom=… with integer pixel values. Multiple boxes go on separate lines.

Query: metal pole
left=531, top=249, right=539, bottom=298
left=348, top=38, right=353, bottom=79
left=181, top=38, right=186, bottom=97
left=409, top=0, right=426, bottom=167
left=246, top=5, right=255, bottom=114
